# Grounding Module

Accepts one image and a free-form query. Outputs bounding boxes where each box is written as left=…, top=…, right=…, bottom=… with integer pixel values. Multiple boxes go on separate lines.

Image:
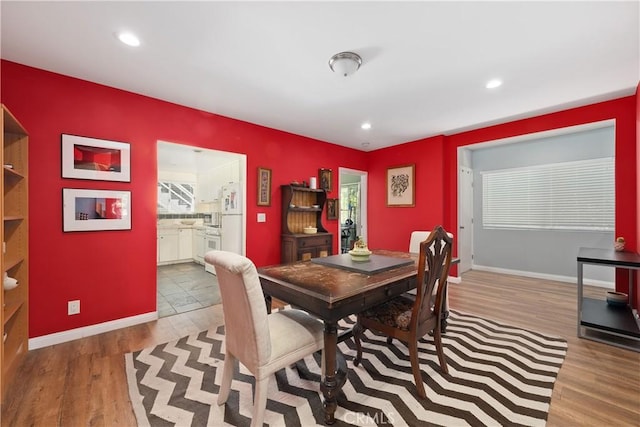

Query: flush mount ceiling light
left=486, top=78, right=503, bottom=89
left=329, top=51, right=362, bottom=77
left=361, top=122, right=372, bottom=130
left=117, top=31, right=140, bottom=47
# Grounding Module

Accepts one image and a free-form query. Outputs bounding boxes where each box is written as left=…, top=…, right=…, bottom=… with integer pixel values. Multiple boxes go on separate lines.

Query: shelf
left=3, top=257, right=24, bottom=272
left=281, top=185, right=332, bottom=263
left=281, top=184, right=328, bottom=235
left=2, top=104, right=30, bottom=400
left=290, top=207, right=321, bottom=212
left=2, top=339, right=26, bottom=384
left=286, top=186, right=324, bottom=193
left=291, top=232, right=331, bottom=237
left=580, top=297, right=640, bottom=338
left=3, top=166, right=25, bottom=180
left=2, top=301, right=23, bottom=327
left=578, top=247, right=640, bottom=268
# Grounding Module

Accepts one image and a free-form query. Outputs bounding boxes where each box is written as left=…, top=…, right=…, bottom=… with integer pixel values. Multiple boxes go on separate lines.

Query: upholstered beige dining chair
left=205, top=250, right=324, bottom=427
left=353, top=226, right=453, bottom=399
left=409, top=230, right=431, bottom=254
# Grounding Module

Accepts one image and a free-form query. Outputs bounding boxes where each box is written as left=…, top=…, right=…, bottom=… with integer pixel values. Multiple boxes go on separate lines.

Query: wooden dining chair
left=407, top=229, right=453, bottom=331
left=352, top=225, right=453, bottom=399
left=205, top=250, right=325, bottom=427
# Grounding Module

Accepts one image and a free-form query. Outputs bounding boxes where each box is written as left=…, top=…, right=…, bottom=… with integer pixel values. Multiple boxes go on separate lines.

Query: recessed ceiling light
left=117, top=31, right=141, bottom=47
left=485, top=79, right=502, bottom=89
left=361, top=122, right=372, bottom=130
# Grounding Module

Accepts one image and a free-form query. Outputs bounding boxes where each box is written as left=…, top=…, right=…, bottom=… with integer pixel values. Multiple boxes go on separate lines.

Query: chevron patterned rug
left=125, top=310, right=567, bottom=426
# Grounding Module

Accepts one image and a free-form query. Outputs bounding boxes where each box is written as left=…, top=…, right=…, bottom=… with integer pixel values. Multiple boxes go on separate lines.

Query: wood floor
left=2, top=270, right=639, bottom=426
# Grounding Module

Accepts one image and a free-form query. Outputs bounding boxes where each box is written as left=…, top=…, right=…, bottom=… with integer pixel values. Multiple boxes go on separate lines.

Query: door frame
left=338, top=168, right=368, bottom=254
left=457, top=164, right=473, bottom=274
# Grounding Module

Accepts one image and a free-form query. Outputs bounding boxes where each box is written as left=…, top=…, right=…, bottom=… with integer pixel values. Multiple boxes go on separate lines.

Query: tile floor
left=157, top=262, right=221, bottom=318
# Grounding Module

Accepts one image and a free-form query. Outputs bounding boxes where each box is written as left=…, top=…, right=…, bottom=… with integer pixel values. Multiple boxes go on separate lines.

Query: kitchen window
left=157, top=181, right=196, bottom=213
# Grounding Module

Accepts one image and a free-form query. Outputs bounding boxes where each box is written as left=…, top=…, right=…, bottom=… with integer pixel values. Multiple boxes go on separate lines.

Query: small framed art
left=326, top=198, right=338, bottom=220
left=319, top=168, right=332, bottom=192
left=62, top=134, right=131, bottom=182
left=257, top=167, right=272, bottom=206
left=386, top=164, right=415, bottom=207
left=63, top=188, right=131, bottom=232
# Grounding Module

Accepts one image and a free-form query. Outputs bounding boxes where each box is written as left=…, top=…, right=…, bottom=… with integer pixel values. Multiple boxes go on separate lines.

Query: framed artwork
left=319, top=168, right=333, bottom=192
left=62, top=134, right=131, bottom=182
left=257, top=167, right=272, bottom=206
left=386, top=164, right=415, bottom=207
left=326, top=198, right=338, bottom=220
left=63, top=188, right=131, bottom=232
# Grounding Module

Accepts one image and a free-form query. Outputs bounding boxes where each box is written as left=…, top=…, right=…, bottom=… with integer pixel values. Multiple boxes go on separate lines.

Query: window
left=482, top=157, right=614, bottom=231
left=157, top=181, right=196, bottom=213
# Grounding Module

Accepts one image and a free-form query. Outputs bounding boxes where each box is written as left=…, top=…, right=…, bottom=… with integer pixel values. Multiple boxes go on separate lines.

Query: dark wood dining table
left=257, top=249, right=458, bottom=424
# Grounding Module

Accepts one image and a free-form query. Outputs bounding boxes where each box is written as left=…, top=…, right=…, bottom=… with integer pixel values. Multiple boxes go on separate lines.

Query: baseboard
left=28, top=311, right=158, bottom=350
left=448, top=275, right=461, bottom=284
left=471, top=264, right=615, bottom=288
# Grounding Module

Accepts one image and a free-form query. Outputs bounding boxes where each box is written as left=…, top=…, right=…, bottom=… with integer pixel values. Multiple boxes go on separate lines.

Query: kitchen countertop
left=157, top=223, right=221, bottom=230
left=157, top=224, right=196, bottom=229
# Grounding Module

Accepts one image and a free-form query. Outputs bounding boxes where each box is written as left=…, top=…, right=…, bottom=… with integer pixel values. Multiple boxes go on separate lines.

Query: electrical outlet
left=68, top=300, right=80, bottom=315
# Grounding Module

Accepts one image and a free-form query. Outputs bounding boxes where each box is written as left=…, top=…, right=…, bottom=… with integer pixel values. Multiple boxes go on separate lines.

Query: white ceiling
left=1, top=1, right=638, bottom=154
left=157, top=140, right=243, bottom=173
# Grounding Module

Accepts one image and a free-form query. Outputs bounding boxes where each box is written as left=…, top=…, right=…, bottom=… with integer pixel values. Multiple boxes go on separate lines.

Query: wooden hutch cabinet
left=281, top=185, right=333, bottom=263
left=1, top=105, right=29, bottom=402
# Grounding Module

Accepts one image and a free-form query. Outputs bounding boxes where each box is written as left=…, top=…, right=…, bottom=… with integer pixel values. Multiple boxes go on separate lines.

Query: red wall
left=636, top=82, right=640, bottom=309
left=0, top=61, right=368, bottom=337
left=1, top=59, right=638, bottom=338
left=366, top=135, right=446, bottom=251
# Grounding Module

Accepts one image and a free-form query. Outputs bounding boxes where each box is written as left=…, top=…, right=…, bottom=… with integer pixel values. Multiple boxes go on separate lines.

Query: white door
left=458, top=166, right=473, bottom=273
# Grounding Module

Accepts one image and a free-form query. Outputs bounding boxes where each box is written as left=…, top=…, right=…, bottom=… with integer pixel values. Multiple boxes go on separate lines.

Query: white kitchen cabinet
left=193, top=228, right=206, bottom=264
left=178, top=228, right=193, bottom=260
left=196, top=170, right=215, bottom=203
left=158, top=228, right=179, bottom=263
left=158, top=227, right=197, bottom=265
left=196, top=160, right=241, bottom=203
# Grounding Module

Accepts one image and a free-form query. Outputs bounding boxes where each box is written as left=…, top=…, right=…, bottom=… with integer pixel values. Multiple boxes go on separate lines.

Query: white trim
left=471, top=264, right=614, bottom=288
left=28, top=311, right=158, bottom=350
left=448, top=275, right=461, bottom=284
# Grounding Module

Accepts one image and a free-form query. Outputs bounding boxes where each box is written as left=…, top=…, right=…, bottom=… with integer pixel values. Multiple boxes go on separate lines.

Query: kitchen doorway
left=338, top=168, right=368, bottom=253
left=156, top=141, right=246, bottom=318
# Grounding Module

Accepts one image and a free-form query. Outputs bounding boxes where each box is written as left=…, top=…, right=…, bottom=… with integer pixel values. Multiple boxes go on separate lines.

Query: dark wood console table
left=577, top=247, right=640, bottom=352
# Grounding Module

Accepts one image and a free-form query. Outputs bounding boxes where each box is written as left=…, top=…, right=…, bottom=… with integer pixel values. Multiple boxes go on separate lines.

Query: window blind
left=482, top=157, right=614, bottom=231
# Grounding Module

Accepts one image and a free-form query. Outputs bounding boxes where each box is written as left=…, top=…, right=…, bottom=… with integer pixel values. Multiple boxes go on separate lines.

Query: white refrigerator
left=220, top=183, right=243, bottom=255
